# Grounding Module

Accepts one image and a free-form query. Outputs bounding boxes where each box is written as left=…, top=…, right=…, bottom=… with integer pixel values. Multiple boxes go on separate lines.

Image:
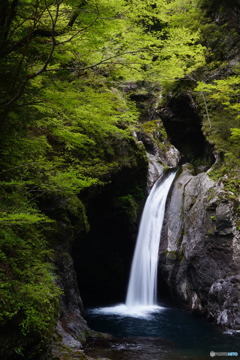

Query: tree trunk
left=68, top=0, right=87, bottom=27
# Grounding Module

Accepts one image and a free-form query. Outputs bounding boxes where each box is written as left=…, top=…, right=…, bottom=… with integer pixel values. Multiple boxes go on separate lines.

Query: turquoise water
left=85, top=303, right=240, bottom=360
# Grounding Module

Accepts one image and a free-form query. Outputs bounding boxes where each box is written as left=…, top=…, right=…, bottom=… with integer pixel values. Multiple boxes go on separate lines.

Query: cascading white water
left=90, top=170, right=176, bottom=317
left=125, top=170, right=176, bottom=308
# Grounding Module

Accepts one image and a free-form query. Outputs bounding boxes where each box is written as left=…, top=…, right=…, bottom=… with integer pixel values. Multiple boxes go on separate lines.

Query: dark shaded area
left=160, top=93, right=215, bottom=166
left=200, top=0, right=240, bottom=63
left=201, top=0, right=240, bottom=14
left=72, top=164, right=148, bottom=306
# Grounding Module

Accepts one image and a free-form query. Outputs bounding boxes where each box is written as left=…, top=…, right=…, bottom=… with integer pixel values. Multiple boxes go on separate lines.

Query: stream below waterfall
left=85, top=303, right=240, bottom=360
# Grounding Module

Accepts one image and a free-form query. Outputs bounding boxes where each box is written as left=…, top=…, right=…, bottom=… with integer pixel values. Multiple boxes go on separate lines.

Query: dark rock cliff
left=37, top=197, right=91, bottom=359
left=159, top=164, right=240, bottom=330
left=44, top=136, right=149, bottom=359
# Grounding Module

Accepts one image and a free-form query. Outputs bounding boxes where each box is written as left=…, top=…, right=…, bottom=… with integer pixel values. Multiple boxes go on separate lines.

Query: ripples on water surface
left=85, top=304, right=240, bottom=360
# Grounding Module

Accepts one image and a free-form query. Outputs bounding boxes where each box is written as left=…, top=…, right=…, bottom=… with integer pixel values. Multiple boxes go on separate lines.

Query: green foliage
left=230, top=128, right=240, bottom=141
left=63, top=196, right=90, bottom=232
left=0, top=0, right=206, bottom=118
left=141, top=118, right=171, bottom=155
left=115, top=194, right=139, bottom=225
left=142, top=119, right=168, bottom=140
left=0, top=0, right=238, bottom=357
left=195, top=75, right=240, bottom=115
left=0, top=226, right=61, bottom=357
left=195, top=73, right=240, bottom=177
left=0, top=212, right=52, bottom=224
left=0, top=1, right=151, bottom=353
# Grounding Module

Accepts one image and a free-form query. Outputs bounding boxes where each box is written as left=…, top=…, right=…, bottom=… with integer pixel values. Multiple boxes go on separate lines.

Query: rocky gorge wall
left=159, top=164, right=240, bottom=330
left=44, top=136, right=149, bottom=360
left=45, top=124, right=240, bottom=359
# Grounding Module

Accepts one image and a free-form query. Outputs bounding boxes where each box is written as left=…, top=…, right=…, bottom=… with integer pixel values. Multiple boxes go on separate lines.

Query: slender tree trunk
left=0, top=0, right=9, bottom=45
left=68, top=0, right=87, bottom=27
left=0, top=0, right=19, bottom=41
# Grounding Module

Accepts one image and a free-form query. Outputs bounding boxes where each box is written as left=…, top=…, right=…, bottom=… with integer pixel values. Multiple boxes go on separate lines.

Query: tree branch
left=44, top=49, right=146, bottom=72
left=6, top=1, right=61, bottom=107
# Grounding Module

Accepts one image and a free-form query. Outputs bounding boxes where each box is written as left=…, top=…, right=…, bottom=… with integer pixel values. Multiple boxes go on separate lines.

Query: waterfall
left=126, top=170, right=176, bottom=308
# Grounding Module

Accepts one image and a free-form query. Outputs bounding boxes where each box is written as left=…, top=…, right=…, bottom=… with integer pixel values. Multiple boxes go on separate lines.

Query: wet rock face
left=136, top=130, right=180, bottom=170
left=208, top=276, right=240, bottom=329
left=47, top=220, right=90, bottom=359
left=146, top=149, right=180, bottom=190
left=159, top=165, right=240, bottom=329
